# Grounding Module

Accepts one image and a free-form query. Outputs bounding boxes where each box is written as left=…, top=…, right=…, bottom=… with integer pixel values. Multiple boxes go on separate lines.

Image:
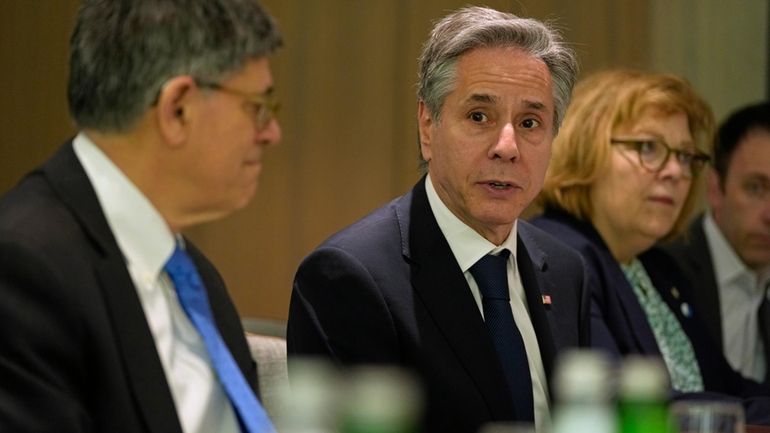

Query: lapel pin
left=542, top=295, right=552, bottom=310
left=680, top=302, right=692, bottom=318
left=671, top=286, right=680, bottom=299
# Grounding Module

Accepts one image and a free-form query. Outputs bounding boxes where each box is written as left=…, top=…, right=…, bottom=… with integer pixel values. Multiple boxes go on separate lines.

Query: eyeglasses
left=196, top=80, right=280, bottom=130
left=610, top=138, right=710, bottom=178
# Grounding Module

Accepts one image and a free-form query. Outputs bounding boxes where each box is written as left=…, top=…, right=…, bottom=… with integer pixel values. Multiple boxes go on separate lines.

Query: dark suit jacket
left=665, top=213, right=770, bottom=386
left=529, top=208, right=768, bottom=399
left=287, top=178, right=591, bottom=433
left=0, top=142, right=257, bottom=433
left=663, top=214, right=724, bottom=350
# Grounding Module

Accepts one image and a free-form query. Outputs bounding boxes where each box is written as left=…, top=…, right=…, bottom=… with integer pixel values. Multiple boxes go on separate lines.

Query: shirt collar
left=703, top=211, right=764, bottom=293
left=73, top=132, right=176, bottom=279
left=425, top=174, right=518, bottom=273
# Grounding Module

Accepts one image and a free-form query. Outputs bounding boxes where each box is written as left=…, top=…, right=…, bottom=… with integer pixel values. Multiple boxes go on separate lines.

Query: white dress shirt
left=73, top=133, right=239, bottom=433
left=425, top=175, right=550, bottom=432
left=703, top=212, right=769, bottom=381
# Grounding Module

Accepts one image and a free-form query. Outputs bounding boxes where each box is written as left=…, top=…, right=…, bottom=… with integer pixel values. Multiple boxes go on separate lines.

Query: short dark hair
left=68, top=0, right=282, bottom=132
left=713, top=101, right=770, bottom=182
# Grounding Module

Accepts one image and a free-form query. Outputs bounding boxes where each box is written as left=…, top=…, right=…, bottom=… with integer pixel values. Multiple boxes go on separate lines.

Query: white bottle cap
left=553, top=349, right=613, bottom=403
left=619, top=355, right=669, bottom=400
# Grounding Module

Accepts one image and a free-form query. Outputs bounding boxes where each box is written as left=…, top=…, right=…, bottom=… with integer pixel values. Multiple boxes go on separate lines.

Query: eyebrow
left=522, top=100, right=546, bottom=112
left=745, top=173, right=770, bottom=181
left=468, top=93, right=497, bottom=104
left=633, top=130, right=696, bottom=147
left=466, top=94, right=548, bottom=112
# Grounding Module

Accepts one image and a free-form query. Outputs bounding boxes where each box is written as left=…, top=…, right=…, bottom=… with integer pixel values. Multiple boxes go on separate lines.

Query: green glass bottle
left=618, top=356, right=674, bottom=433
left=551, top=350, right=616, bottom=433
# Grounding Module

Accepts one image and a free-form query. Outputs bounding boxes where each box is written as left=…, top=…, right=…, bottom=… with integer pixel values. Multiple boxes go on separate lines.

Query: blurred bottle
left=551, top=349, right=616, bottom=433
left=617, top=356, right=673, bottom=433
left=337, top=365, right=422, bottom=433
left=277, top=357, right=340, bottom=433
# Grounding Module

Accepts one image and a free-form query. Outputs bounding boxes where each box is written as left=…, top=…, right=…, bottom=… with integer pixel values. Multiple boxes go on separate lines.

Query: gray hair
left=68, top=0, right=282, bottom=132
left=417, top=6, right=578, bottom=170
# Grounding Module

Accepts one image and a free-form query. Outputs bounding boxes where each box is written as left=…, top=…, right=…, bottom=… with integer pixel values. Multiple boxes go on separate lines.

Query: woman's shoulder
left=529, top=209, right=607, bottom=256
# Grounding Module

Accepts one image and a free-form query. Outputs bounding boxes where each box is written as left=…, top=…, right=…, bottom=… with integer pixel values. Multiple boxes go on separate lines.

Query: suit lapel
left=613, top=265, right=662, bottom=355
left=44, top=142, right=183, bottom=433
left=96, top=260, right=183, bottom=433
left=566, top=216, right=661, bottom=355
left=411, top=248, right=515, bottom=417
left=758, top=291, right=770, bottom=382
left=515, top=228, right=557, bottom=380
left=400, top=179, right=514, bottom=417
left=686, top=217, right=723, bottom=349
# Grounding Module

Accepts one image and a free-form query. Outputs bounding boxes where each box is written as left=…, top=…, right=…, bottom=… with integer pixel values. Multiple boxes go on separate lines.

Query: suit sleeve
left=287, top=246, right=401, bottom=364
left=0, top=241, right=91, bottom=432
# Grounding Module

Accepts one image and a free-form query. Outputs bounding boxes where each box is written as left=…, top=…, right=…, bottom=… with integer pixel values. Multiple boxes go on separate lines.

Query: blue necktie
left=164, top=244, right=275, bottom=433
left=470, top=250, right=534, bottom=422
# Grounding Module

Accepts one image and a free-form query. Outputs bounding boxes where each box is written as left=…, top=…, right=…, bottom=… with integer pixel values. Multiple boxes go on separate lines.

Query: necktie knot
left=165, top=245, right=200, bottom=294
left=470, top=250, right=510, bottom=300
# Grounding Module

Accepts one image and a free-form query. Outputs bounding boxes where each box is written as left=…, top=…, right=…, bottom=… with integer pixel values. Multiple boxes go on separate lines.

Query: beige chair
left=246, top=332, right=289, bottom=422
left=242, top=317, right=286, bottom=338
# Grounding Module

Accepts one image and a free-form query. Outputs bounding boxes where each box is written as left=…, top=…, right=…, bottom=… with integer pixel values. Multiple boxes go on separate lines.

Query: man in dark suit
left=666, top=101, right=770, bottom=383
left=0, top=1, right=282, bottom=432
left=287, top=7, right=589, bottom=433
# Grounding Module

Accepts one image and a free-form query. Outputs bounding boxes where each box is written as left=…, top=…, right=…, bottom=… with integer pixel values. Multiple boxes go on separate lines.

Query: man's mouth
left=488, top=181, right=512, bottom=189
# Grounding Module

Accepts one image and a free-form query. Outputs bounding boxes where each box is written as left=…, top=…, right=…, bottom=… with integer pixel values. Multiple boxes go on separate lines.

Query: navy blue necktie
left=164, top=244, right=275, bottom=433
left=470, top=250, right=534, bottom=422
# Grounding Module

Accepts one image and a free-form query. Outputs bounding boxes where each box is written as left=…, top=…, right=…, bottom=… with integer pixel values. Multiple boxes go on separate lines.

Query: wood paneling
left=0, top=1, right=79, bottom=191
left=1, top=1, right=763, bottom=322
left=650, top=0, right=769, bottom=122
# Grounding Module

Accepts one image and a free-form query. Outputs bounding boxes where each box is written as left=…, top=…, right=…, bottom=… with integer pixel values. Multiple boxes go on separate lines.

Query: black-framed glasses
left=196, top=80, right=280, bottom=130
left=610, top=138, right=710, bottom=178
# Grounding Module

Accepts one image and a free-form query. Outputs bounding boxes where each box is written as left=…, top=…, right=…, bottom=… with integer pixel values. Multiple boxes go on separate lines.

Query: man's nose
left=490, top=123, right=519, bottom=161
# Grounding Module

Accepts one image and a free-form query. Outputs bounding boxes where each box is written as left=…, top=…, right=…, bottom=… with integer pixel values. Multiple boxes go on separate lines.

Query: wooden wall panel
left=188, top=1, right=413, bottom=319
left=199, top=0, right=655, bottom=322
left=650, top=0, right=768, bottom=122
left=2, top=1, right=763, bottom=323
left=0, top=0, right=657, bottom=322
left=0, top=1, right=79, bottom=192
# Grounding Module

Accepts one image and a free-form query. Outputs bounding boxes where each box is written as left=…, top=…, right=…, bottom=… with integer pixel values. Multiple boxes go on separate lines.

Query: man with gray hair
left=0, top=1, right=282, bottom=432
left=288, top=7, right=589, bottom=433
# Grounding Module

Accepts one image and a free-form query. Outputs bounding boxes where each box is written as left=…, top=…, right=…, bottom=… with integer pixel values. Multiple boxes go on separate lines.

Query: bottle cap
left=339, top=365, right=422, bottom=432
left=619, top=355, right=669, bottom=400
left=278, top=357, right=340, bottom=432
left=553, top=349, right=613, bottom=403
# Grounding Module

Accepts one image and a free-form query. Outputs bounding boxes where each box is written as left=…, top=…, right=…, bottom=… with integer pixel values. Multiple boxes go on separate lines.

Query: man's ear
left=155, top=76, right=196, bottom=147
left=418, top=100, right=434, bottom=162
left=705, top=167, right=723, bottom=208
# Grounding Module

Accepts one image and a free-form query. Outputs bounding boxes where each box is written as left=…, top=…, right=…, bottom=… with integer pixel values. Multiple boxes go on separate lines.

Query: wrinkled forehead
left=452, top=47, right=554, bottom=106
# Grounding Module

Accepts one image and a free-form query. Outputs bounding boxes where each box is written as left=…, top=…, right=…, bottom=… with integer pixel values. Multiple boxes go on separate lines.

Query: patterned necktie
left=470, top=250, right=534, bottom=422
left=621, top=259, right=704, bottom=392
left=164, top=244, right=275, bottom=433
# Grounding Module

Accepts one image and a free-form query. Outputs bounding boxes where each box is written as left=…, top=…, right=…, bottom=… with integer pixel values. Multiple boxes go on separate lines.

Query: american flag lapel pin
left=542, top=294, right=552, bottom=310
